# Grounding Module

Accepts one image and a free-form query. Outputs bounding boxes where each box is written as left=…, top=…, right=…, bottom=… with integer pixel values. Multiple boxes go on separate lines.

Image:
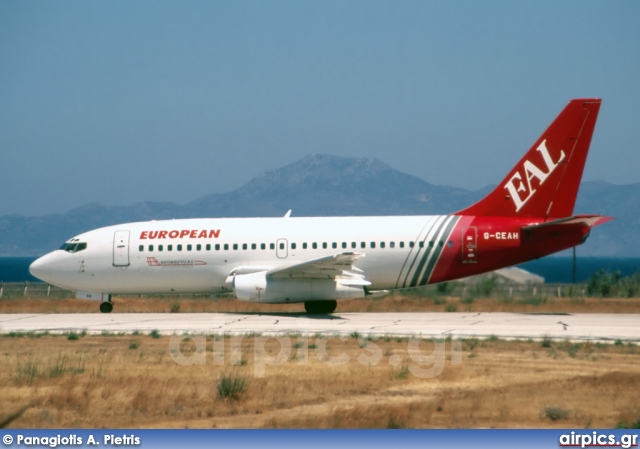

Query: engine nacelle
left=232, top=272, right=366, bottom=303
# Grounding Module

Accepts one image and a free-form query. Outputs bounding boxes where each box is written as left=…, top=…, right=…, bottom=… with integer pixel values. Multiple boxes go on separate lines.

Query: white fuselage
left=30, top=215, right=459, bottom=298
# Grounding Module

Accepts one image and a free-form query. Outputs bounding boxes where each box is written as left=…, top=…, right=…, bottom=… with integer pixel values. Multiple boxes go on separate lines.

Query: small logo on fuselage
left=147, top=257, right=207, bottom=267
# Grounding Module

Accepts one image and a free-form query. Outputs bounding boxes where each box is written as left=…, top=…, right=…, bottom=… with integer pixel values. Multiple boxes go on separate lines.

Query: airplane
left=29, top=98, right=610, bottom=314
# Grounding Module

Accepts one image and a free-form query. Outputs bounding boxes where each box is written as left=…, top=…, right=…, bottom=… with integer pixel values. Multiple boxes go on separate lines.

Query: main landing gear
left=99, top=297, right=113, bottom=314
left=304, top=300, right=337, bottom=314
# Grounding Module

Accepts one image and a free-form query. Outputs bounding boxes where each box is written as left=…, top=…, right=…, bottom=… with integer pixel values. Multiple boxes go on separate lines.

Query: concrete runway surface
left=0, top=312, right=638, bottom=341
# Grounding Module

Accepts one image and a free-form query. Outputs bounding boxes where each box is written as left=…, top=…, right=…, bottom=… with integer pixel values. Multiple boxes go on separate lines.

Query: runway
left=0, top=312, right=638, bottom=341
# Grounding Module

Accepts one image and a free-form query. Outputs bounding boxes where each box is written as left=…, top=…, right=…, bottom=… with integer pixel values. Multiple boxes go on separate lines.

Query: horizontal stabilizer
left=522, top=215, right=613, bottom=232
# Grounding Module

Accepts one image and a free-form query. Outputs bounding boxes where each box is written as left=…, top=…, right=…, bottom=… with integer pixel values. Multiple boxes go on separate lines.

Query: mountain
left=185, top=154, right=486, bottom=217
left=0, top=154, right=634, bottom=256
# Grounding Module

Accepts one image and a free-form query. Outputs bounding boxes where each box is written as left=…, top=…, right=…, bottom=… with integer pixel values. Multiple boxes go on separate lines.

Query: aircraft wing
left=266, top=252, right=370, bottom=284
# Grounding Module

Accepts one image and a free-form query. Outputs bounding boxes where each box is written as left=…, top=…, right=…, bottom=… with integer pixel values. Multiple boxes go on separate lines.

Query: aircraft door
left=113, top=230, right=131, bottom=267
left=276, top=238, right=288, bottom=259
left=462, top=227, right=477, bottom=264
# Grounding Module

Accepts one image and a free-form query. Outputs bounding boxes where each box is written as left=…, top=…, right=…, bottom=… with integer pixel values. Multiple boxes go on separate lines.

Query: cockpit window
left=59, top=242, right=88, bottom=253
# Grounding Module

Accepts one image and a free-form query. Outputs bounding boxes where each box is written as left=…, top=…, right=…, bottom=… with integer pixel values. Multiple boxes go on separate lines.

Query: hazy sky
left=2, top=1, right=639, bottom=216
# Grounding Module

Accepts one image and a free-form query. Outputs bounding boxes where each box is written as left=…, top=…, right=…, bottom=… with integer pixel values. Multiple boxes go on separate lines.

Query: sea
left=2, top=256, right=639, bottom=284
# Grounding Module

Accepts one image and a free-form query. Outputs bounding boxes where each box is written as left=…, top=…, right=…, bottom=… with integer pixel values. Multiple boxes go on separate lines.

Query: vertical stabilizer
left=454, top=98, right=601, bottom=219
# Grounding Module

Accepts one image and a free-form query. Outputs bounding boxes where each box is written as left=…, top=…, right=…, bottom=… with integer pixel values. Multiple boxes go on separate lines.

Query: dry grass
left=1, top=334, right=639, bottom=429
left=2, top=291, right=638, bottom=428
left=1, top=293, right=639, bottom=314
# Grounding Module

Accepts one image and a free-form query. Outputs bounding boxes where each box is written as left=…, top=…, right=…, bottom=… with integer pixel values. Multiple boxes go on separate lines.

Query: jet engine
left=230, top=271, right=367, bottom=303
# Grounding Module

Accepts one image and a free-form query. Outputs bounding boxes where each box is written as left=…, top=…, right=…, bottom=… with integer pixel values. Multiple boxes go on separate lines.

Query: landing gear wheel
left=304, top=300, right=337, bottom=314
left=99, top=301, right=113, bottom=313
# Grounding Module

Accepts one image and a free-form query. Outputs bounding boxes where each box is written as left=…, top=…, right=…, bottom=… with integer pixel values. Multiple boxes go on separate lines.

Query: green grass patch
left=390, top=360, right=409, bottom=380
left=616, top=415, right=640, bottom=429
left=66, top=331, right=80, bottom=341
left=518, top=296, right=548, bottom=306
left=545, top=406, right=569, bottom=421
left=216, top=372, right=249, bottom=400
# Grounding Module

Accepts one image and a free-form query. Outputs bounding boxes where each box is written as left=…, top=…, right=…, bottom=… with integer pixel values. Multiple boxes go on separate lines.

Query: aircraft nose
left=29, top=255, right=52, bottom=282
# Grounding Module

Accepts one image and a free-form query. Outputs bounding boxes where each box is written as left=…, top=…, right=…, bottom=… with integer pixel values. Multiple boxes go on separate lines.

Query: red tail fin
left=454, top=98, right=601, bottom=219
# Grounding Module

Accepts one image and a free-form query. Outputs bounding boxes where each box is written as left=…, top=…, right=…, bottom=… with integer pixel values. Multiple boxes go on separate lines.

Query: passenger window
left=360, top=242, right=366, bottom=249
left=312, top=243, right=318, bottom=249
left=399, top=242, right=405, bottom=248
left=332, top=242, right=337, bottom=249
left=138, top=245, right=143, bottom=252
left=448, top=241, right=454, bottom=248
left=196, top=244, right=202, bottom=251
left=303, top=243, right=308, bottom=249
left=177, top=244, right=183, bottom=251
left=187, top=244, right=192, bottom=251
left=380, top=242, right=385, bottom=249
left=251, top=243, right=257, bottom=250
left=370, top=242, right=376, bottom=249
left=149, top=245, right=154, bottom=252
left=212, top=244, right=217, bottom=251
left=429, top=241, right=434, bottom=248
left=233, top=244, right=238, bottom=250
left=419, top=241, right=424, bottom=248
left=159, top=245, right=164, bottom=252
left=351, top=242, right=356, bottom=249
left=438, top=241, right=444, bottom=247
left=270, top=243, right=275, bottom=250
left=242, top=243, right=247, bottom=250
left=224, top=244, right=229, bottom=250
left=261, top=243, right=266, bottom=250
left=279, top=242, right=285, bottom=250
left=409, top=242, right=415, bottom=248
left=390, top=242, right=395, bottom=248
left=168, top=245, right=173, bottom=251
left=291, top=243, right=297, bottom=250
left=342, top=242, right=347, bottom=249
